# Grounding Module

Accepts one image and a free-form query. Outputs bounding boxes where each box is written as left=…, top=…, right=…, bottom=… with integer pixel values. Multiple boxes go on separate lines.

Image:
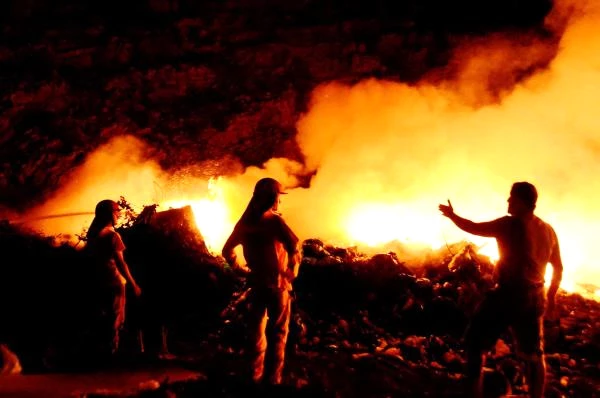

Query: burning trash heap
left=1, top=206, right=599, bottom=397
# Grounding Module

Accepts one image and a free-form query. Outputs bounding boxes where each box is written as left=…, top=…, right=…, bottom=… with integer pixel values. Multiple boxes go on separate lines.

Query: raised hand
left=438, top=199, right=454, bottom=218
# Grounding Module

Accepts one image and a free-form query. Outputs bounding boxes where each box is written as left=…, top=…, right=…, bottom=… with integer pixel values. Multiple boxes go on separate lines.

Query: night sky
left=0, top=0, right=554, bottom=212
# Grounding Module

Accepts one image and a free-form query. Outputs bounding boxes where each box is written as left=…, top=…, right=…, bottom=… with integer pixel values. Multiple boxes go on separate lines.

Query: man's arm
left=439, top=200, right=503, bottom=237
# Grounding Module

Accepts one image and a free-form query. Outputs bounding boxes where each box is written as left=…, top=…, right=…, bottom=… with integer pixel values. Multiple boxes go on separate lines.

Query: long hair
left=239, top=191, right=278, bottom=225
left=87, top=200, right=118, bottom=239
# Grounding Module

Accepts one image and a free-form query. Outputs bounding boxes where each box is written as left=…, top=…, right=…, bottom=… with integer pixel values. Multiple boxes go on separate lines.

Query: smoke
left=19, top=136, right=168, bottom=237
left=19, top=0, right=600, bottom=287
left=283, top=0, right=600, bottom=285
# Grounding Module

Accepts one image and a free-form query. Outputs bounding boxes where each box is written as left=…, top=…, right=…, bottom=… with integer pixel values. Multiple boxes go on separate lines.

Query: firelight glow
left=345, top=203, right=446, bottom=248
left=18, top=0, right=600, bottom=303
left=160, top=178, right=234, bottom=252
left=343, top=203, right=581, bottom=294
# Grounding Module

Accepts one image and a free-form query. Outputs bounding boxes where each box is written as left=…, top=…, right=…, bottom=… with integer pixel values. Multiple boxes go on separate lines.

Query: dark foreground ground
left=1, top=290, right=598, bottom=398
left=1, top=217, right=599, bottom=398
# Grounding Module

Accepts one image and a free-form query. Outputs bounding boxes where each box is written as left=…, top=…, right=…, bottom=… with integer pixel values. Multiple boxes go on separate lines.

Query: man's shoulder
left=533, top=216, right=557, bottom=233
left=491, top=215, right=512, bottom=226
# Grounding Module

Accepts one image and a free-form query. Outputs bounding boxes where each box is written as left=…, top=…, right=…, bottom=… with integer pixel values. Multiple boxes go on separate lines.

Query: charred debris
left=0, top=204, right=599, bottom=397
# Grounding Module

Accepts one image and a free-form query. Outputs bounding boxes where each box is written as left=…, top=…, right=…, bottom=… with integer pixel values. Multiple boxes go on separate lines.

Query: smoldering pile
left=219, top=239, right=600, bottom=397
left=1, top=208, right=599, bottom=396
left=0, top=206, right=236, bottom=371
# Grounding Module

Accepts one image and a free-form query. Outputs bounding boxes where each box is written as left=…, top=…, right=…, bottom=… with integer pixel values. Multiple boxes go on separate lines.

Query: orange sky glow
left=16, top=0, right=600, bottom=300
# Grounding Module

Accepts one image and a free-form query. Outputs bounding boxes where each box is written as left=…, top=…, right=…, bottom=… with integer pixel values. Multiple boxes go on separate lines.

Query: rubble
left=1, top=218, right=599, bottom=396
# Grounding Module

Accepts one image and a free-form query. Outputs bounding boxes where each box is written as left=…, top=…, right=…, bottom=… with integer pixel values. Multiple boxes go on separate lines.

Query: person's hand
left=439, top=199, right=455, bottom=218
left=132, top=284, right=142, bottom=297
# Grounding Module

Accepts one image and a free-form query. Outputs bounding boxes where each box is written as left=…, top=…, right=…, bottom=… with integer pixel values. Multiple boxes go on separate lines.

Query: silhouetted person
left=86, top=200, right=142, bottom=358
left=222, top=178, right=301, bottom=385
left=439, top=182, right=562, bottom=398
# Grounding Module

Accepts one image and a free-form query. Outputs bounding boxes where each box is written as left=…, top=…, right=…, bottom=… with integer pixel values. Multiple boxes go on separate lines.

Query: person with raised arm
left=439, top=182, right=563, bottom=398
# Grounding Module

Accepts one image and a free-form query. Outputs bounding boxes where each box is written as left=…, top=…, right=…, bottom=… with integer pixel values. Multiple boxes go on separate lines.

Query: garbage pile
left=218, top=238, right=600, bottom=397
left=1, top=217, right=599, bottom=396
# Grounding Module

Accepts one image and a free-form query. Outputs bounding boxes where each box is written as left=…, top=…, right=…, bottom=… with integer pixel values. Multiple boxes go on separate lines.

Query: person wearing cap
left=86, top=199, right=142, bottom=357
left=439, top=182, right=563, bottom=398
left=222, top=178, right=301, bottom=385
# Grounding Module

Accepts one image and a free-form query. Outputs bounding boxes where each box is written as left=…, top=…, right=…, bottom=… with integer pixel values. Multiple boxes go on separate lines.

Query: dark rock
left=302, top=238, right=328, bottom=259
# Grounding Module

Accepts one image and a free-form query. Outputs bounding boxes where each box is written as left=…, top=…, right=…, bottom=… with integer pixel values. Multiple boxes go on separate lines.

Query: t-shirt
left=87, top=226, right=127, bottom=287
left=223, top=210, right=299, bottom=290
left=469, top=215, right=559, bottom=286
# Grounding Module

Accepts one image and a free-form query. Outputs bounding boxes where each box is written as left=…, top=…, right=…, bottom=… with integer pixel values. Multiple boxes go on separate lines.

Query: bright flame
left=344, top=204, right=586, bottom=295
left=345, top=203, right=445, bottom=248
left=161, top=177, right=233, bottom=253
left=15, top=1, right=600, bottom=303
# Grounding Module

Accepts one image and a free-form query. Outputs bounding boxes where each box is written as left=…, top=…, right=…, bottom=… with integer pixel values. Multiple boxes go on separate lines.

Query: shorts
left=465, top=285, right=545, bottom=358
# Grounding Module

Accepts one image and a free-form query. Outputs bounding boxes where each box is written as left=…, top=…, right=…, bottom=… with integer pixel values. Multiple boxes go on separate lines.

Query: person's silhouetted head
left=254, top=177, right=286, bottom=207
left=95, top=199, right=120, bottom=220
left=88, top=199, right=121, bottom=239
left=508, top=182, right=537, bottom=216
left=241, top=178, right=287, bottom=223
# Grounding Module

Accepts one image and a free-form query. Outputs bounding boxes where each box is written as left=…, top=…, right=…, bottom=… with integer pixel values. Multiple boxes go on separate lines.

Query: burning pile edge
left=0, top=205, right=599, bottom=397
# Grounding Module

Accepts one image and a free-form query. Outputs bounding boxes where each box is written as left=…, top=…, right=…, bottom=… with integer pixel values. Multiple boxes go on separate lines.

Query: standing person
left=86, top=200, right=142, bottom=358
left=222, top=178, right=301, bottom=385
left=439, top=182, right=563, bottom=398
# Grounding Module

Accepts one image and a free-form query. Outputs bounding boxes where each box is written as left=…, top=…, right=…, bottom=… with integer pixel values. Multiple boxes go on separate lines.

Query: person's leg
left=124, top=287, right=145, bottom=356
left=263, top=288, right=291, bottom=385
left=513, top=313, right=545, bottom=398
left=465, top=345, right=484, bottom=398
left=526, top=355, right=546, bottom=398
left=464, top=289, right=507, bottom=398
left=111, top=283, right=127, bottom=354
left=246, top=288, right=268, bottom=383
left=96, top=284, right=125, bottom=359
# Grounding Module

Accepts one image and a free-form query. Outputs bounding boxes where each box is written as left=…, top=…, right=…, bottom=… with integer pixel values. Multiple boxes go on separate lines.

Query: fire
left=160, top=176, right=593, bottom=299
left=345, top=203, right=444, bottom=248
left=160, top=177, right=234, bottom=253
left=157, top=176, right=598, bottom=300
left=16, top=1, right=600, bottom=303
left=343, top=203, right=590, bottom=297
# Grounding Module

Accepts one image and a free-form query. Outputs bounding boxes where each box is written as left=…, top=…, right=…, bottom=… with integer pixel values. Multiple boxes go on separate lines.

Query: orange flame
left=161, top=177, right=233, bottom=252
left=16, top=0, right=600, bottom=303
